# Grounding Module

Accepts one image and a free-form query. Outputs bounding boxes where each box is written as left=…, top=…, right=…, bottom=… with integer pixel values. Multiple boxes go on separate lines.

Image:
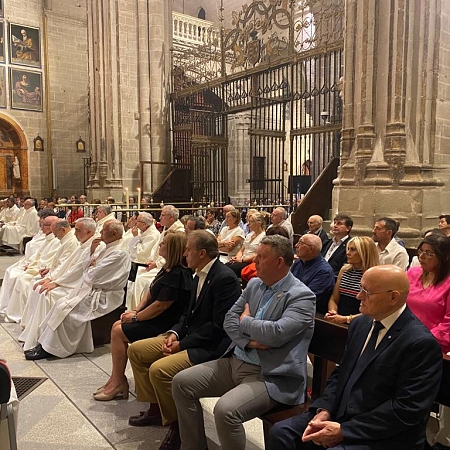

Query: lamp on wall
left=76, top=137, right=86, bottom=152
left=33, top=135, right=44, bottom=151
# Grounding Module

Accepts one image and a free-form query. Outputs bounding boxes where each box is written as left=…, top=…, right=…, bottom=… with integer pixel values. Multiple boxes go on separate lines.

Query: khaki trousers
left=128, top=334, right=193, bottom=425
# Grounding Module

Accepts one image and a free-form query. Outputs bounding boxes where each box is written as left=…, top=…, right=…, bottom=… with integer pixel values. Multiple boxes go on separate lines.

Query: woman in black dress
left=93, top=231, right=192, bottom=401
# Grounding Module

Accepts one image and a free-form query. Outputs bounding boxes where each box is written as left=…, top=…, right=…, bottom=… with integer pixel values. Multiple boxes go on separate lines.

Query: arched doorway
left=0, top=114, right=29, bottom=196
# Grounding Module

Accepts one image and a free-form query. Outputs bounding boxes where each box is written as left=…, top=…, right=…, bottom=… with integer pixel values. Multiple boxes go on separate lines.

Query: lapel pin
left=277, top=293, right=282, bottom=298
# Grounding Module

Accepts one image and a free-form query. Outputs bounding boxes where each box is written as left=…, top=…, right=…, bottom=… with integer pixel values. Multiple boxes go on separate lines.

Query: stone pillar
left=87, top=0, right=123, bottom=198
left=334, top=0, right=448, bottom=245
left=141, top=0, right=172, bottom=194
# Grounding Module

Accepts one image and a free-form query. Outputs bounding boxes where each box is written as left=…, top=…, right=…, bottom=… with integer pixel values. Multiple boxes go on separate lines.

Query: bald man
left=269, top=265, right=443, bottom=450
left=305, top=215, right=329, bottom=244
left=291, top=234, right=335, bottom=315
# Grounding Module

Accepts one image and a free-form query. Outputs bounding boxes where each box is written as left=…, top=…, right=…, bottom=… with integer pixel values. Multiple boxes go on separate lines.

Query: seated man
left=267, top=207, right=294, bottom=244
left=25, top=219, right=131, bottom=360
left=127, top=230, right=241, bottom=450
left=268, top=265, right=443, bottom=450
left=291, top=234, right=335, bottom=315
left=127, top=212, right=160, bottom=263
left=304, top=215, right=329, bottom=244
left=321, top=213, right=352, bottom=277
left=20, top=217, right=97, bottom=351
left=372, top=217, right=409, bottom=270
left=12, top=220, right=79, bottom=326
left=1, top=198, right=39, bottom=250
left=173, top=235, right=316, bottom=450
left=0, top=215, right=61, bottom=322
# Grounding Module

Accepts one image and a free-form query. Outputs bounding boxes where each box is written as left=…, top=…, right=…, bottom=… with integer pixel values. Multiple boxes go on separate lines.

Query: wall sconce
left=33, top=135, right=44, bottom=151
left=283, top=161, right=288, bottom=172
left=76, top=137, right=86, bottom=152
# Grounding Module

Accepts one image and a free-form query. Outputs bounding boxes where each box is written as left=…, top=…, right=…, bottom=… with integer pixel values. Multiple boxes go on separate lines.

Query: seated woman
left=325, top=236, right=379, bottom=324
left=407, top=234, right=450, bottom=448
left=205, top=208, right=221, bottom=236
left=93, top=231, right=192, bottom=401
left=226, top=212, right=266, bottom=278
left=217, top=209, right=245, bottom=263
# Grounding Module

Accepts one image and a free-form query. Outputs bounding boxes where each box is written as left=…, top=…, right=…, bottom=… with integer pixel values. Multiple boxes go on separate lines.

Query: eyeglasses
left=359, top=287, right=393, bottom=298
left=418, top=249, right=436, bottom=258
left=297, top=239, right=314, bottom=248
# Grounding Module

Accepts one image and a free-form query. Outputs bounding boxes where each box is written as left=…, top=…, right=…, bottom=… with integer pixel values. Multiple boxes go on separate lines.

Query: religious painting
left=0, top=66, right=6, bottom=108
left=0, top=22, right=5, bottom=63
left=9, top=24, right=40, bottom=68
left=10, top=68, right=42, bottom=112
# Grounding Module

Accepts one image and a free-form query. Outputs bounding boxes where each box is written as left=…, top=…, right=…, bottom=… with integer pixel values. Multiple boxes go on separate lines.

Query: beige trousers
left=128, top=334, right=193, bottom=425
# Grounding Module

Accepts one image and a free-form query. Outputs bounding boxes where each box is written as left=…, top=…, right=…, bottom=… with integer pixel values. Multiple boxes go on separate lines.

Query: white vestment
left=0, top=231, right=51, bottom=315
left=130, top=220, right=184, bottom=309
left=38, top=240, right=131, bottom=358
left=1, top=207, right=40, bottom=245
left=20, top=230, right=79, bottom=328
left=20, top=235, right=95, bottom=351
left=3, top=234, right=60, bottom=323
left=95, top=213, right=117, bottom=236
left=128, top=224, right=160, bottom=263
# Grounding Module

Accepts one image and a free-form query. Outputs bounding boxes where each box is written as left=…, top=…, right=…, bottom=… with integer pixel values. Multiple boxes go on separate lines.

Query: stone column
left=87, top=0, right=123, bottom=197
left=333, top=0, right=448, bottom=245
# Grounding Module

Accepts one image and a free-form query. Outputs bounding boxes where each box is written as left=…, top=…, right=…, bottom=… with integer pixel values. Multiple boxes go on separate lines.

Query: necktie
left=336, top=321, right=384, bottom=419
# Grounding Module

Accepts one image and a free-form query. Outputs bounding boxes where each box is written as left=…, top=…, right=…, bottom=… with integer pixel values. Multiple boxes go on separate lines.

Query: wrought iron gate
left=171, top=0, right=344, bottom=205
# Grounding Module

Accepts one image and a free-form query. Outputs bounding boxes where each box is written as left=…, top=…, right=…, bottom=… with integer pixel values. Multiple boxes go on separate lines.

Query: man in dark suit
left=269, top=265, right=443, bottom=450
left=127, top=230, right=241, bottom=450
left=304, top=215, right=329, bottom=245
left=321, top=213, right=352, bottom=276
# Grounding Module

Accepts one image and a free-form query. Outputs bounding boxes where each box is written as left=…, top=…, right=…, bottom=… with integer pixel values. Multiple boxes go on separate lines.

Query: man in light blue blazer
left=172, top=235, right=316, bottom=450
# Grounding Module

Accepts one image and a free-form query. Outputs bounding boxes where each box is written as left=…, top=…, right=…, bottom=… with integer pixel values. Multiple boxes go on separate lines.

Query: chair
left=0, top=361, right=17, bottom=450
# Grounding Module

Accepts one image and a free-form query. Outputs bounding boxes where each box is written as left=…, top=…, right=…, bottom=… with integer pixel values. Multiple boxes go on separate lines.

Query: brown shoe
left=128, top=407, right=162, bottom=427
left=159, top=421, right=181, bottom=450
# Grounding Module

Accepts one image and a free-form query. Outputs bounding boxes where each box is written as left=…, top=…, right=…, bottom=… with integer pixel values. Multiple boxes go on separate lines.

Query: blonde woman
left=325, top=236, right=379, bottom=324
left=217, top=209, right=245, bottom=263
left=226, top=212, right=266, bottom=278
left=93, top=232, right=192, bottom=401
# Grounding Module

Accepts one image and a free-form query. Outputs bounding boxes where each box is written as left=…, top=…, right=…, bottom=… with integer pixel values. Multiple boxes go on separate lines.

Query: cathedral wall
left=1, top=0, right=89, bottom=199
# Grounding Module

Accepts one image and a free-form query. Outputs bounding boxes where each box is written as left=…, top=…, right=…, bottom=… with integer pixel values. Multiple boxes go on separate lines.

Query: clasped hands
left=162, top=332, right=180, bottom=356
left=302, top=410, right=343, bottom=448
left=324, top=310, right=347, bottom=324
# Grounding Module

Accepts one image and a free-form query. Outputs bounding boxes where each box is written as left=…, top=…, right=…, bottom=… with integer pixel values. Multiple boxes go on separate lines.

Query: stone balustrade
left=172, top=12, right=219, bottom=46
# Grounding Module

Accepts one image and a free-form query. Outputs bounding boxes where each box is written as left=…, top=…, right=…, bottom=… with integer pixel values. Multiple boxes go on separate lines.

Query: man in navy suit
left=269, top=265, right=443, bottom=450
left=127, top=230, right=241, bottom=450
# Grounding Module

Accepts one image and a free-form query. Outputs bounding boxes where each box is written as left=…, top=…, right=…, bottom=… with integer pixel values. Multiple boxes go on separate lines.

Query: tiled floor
left=0, top=255, right=264, bottom=450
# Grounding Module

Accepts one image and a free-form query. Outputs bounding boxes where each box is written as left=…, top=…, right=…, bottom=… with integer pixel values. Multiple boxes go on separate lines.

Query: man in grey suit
left=172, top=235, right=316, bottom=450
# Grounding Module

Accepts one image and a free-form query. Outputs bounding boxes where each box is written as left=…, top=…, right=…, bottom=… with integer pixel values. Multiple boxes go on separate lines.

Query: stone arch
left=0, top=113, right=29, bottom=196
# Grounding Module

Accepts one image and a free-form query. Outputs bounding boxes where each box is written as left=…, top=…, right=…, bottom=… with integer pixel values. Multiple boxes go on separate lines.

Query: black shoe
left=159, top=421, right=181, bottom=450
left=432, top=444, right=450, bottom=450
left=24, top=344, right=53, bottom=360
left=128, top=409, right=162, bottom=427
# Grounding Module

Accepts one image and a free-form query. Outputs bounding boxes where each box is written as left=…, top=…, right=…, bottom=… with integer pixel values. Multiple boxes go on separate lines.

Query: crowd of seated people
left=1, top=199, right=450, bottom=450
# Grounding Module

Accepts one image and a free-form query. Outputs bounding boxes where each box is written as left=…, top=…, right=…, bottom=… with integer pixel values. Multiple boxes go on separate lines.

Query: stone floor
left=0, top=254, right=264, bottom=450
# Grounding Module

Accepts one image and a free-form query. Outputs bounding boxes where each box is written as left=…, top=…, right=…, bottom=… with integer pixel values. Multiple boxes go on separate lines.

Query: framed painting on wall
left=10, top=68, right=42, bottom=112
left=0, top=66, right=6, bottom=108
left=9, top=24, right=40, bottom=68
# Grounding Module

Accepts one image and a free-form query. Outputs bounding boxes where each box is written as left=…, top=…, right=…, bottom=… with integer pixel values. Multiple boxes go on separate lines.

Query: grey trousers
left=172, top=354, right=279, bottom=450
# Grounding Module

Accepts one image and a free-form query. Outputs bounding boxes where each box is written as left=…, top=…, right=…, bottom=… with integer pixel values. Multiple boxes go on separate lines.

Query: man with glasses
left=291, top=234, right=335, bottom=315
left=268, top=207, right=294, bottom=244
left=269, top=265, right=443, bottom=450
left=128, top=212, right=160, bottom=263
left=305, top=215, right=329, bottom=244
left=372, top=217, right=408, bottom=270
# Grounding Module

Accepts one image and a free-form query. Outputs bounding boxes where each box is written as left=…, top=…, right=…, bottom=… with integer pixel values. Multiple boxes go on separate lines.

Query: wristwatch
left=132, top=313, right=138, bottom=323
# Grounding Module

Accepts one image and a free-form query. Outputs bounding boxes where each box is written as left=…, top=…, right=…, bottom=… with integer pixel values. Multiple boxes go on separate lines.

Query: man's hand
left=145, top=261, right=157, bottom=272
left=90, top=238, right=102, bottom=255
left=33, top=278, right=49, bottom=290
left=131, top=227, right=139, bottom=237
left=302, top=410, right=343, bottom=448
left=162, top=333, right=180, bottom=356
left=239, top=303, right=251, bottom=322
left=39, top=268, right=49, bottom=277
left=40, top=282, right=58, bottom=294
left=247, top=340, right=271, bottom=350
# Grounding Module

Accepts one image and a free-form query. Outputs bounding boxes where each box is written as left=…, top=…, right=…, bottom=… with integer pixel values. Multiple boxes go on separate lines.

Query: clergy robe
left=38, top=239, right=131, bottom=358
left=1, top=207, right=40, bottom=246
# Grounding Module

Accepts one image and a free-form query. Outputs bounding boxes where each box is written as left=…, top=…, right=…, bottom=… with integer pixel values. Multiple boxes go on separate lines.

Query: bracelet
left=346, top=314, right=353, bottom=324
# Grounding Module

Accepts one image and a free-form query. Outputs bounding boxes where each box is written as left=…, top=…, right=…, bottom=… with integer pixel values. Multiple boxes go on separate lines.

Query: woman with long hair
left=93, top=231, right=192, bottom=401
left=325, top=236, right=379, bottom=324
